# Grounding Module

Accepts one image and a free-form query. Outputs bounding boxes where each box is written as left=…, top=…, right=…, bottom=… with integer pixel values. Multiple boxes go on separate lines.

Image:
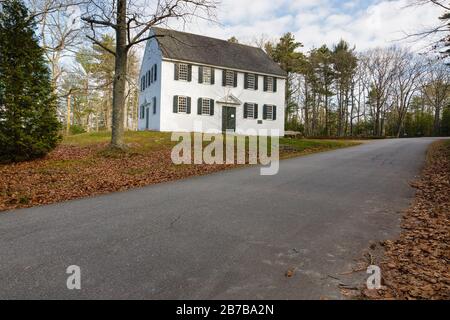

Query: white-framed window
left=178, top=63, right=189, bottom=81
left=225, top=70, right=235, bottom=86
left=178, top=96, right=188, bottom=113
left=266, top=105, right=274, bottom=120
left=201, top=98, right=210, bottom=115
left=247, top=74, right=256, bottom=90
left=266, top=76, right=274, bottom=92
left=203, top=67, right=212, bottom=84
left=247, top=103, right=255, bottom=118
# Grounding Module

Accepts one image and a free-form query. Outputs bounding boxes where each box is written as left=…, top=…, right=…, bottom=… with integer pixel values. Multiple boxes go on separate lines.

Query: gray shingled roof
left=152, top=27, right=287, bottom=78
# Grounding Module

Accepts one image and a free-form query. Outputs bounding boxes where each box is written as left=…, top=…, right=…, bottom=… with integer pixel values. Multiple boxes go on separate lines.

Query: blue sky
left=167, top=0, right=443, bottom=52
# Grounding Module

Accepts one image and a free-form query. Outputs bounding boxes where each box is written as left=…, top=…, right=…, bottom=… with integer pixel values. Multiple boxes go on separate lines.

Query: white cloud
left=172, top=0, right=444, bottom=52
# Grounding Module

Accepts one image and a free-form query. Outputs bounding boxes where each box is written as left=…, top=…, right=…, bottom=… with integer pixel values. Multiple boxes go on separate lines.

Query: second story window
left=266, top=77, right=274, bottom=92
left=264, top=76, right=277, bottom=92
left=199, top=66, right=215, bottom=85
left=245, top=73, right=258, bottom=90
left=225, top=70, right=234, bottom=86
left=203, top=67, right=212, bottom=84
left=178, top=63, right=189, bottom=81
left=222, top=69, right=237, bottom=87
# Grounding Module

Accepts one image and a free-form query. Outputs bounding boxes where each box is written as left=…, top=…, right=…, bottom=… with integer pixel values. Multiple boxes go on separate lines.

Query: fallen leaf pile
left=1, top=134, right=357, bottom=212
left=362, top=140, right=450, bottom=300
left=0, top=143, right=235, bottom=212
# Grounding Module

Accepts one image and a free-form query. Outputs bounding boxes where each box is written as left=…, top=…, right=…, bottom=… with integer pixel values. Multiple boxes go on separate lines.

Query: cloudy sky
left=168, top=0, right=443, bottom=52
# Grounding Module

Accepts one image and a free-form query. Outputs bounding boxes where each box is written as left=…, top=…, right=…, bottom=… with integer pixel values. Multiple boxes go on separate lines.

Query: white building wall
left=139, top=37, right=286, bottom=136
left=138, top=33, right=162, bottom=131
left=159, top=61, right=285, bottom=136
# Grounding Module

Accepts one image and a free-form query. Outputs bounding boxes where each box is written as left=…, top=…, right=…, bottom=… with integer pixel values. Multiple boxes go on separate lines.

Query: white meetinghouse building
left=138, top=28, right=287, bottom=136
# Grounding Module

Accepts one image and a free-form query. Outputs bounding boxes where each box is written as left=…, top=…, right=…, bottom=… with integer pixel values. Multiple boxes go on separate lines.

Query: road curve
left=0, top=138, right=438, bottom=299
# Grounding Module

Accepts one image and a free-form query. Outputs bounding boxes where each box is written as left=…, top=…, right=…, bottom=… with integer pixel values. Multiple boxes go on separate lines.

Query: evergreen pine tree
left=0, top=0, right=60, bottom=162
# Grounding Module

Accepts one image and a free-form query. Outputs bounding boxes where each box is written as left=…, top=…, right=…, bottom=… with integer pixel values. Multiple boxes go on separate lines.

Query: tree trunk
left=434, top=105, right=441, bottom=136
left=111, top=0, right=128, bottom=148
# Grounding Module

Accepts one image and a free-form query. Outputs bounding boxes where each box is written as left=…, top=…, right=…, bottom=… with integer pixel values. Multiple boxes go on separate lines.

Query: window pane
left=178, top=64, right=189, bottom=81
left=201, top=98, right=210, bottom=115
left=267, top=77, right=273, bottom=92
left=247, top=74, right=255, bottom=89
left=247, top=104, right=254, bottom=118
left=178, top=96, right=187, bottom=113
left=226, top=70, right=234, bottom=86
left=203, top=67, right=212, bottom=84
left=266, top=105, right=273, bottom=120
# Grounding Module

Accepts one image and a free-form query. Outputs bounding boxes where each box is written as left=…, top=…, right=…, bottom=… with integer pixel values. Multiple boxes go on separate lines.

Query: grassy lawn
left=0, top=131, right=360, bottom=211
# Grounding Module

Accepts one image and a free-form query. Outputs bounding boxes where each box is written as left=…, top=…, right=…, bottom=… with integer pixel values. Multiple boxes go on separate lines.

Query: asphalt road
left=0, top=138, right=438, bottom=299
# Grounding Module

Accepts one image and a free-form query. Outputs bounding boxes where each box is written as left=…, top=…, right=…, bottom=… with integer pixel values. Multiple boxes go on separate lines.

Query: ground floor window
left=202, top=99, right=210, bottom=115
left=247, top=104, right=255, bottom=118
left=263, top=105, right=276, bottom=120
left=178, top=96, right=188, bottom=113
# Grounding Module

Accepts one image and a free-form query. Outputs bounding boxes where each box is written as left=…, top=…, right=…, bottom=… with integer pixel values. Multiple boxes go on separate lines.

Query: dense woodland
left=266, top=36, right=450, bottom=137
left=7, top=0, right=450, bottom=140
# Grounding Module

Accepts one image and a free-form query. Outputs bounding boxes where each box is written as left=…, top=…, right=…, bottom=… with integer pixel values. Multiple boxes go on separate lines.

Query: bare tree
left=360, top=48, right=397, bottom=136
left=80, top=0, right=217, bottom=149
left=407, top=1, right=449, bottom=60
left=421, top=59, right=450, bottom=135
left=391, top=48, right=425, bottom=137
left=27, top=0, right=86, bottom=88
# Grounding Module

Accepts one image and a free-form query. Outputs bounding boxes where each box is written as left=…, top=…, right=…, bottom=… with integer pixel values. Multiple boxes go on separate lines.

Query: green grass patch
left=62, top=131, right=361, bottom=159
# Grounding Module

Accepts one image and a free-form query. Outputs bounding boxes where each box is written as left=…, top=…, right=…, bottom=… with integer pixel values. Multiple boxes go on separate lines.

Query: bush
left=69, top=125, right=86, bottom=135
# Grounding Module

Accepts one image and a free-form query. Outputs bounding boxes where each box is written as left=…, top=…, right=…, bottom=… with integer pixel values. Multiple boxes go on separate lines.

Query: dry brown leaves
left=0, top=143, right=236, bottom=212
left=362, top=141, right=450, bottom=300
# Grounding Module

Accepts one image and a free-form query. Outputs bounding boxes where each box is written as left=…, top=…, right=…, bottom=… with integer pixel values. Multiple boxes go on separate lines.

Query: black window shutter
left=222, top=70, right=226, bottom=86
left=188, top=65, right=192, bottom=82
left=233, top=71, right=238, bottom=87
left=244, top=73, right=248, bottom=89
left=174, top=63, right=179, bottom=80
left=255, top=75, right=259, bottom=90
left=273, top=78, right=277, bottom=92
left=263, top=76, right=268, bottom=92
left=273, top=106, right=277, bottom=120
left=153, top=97, right=156, bottom=114
left=211, top=68, right=215, bottom=84
left=149, top=70, right=151, bottom=85
left=154, top=64, right=157, bottom=81
left=244, top=103, right=248, bottom=119
left=173, top=96, right=179, bottom=113
left=210, top=99, right=214, bottom=116
left=263, top=105, right=267, bottom=120
left=254, top=104, right=258, bottom=119
left=198, top=66, right=203, bottom=84
left=187, top=97, right=191, bottom=114
left=197, top=98, right=202, bottom=115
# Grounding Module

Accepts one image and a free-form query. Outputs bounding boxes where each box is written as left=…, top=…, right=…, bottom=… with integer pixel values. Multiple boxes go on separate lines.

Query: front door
left=222, top=106, right=236, bottom=132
